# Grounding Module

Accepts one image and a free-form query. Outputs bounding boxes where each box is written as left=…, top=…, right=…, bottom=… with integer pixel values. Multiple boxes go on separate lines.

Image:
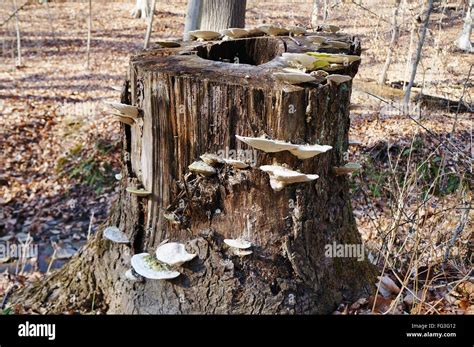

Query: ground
left=0, top=0, right=472, bottom=314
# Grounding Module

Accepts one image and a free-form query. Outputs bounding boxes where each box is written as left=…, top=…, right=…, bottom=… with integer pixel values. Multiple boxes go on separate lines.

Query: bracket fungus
left=188, top=160, right=217, bottom=176
left=306, top=52, right=361, bottom=64
left=322, top=40, right=351, bottom=50
left=224, top=238, right=252, bottom=249
left=188, top=30, right=220, bottom=41
left=273, top=70, right=317, bottom=84
left=221, top=28, right=249, bottom=39
left=156, top=40, right=181, bottom=48
left=125, top=269, right=141, bottom=282
left=103, top=226, right=129, bottom=244
left=326, top=74, right=352, bottom=85
left=104, top=102, right=140, bottom=119
left=320, top=24, right=340, bottom=33
left=287, top=26, right=306, bottom=36
left=126, top=187, right=151, bottom=197
left=260, top=164, right=319, bottom=191
left=289, top=144, right=332, bottom=160
left=257, top=25, right=289, bottom=36
left=236, top=134, right=299, bottom=153
left=307, top=35, right=328, bottom=44
left=281, top=52, right=329, bottom=71
left=155, top=242, right=197, bottom=267
left=131, top=253, right=180, bottom=280
left=222, top=158, right=249, bottom=169
left=333, top=162, right=362, bottom=176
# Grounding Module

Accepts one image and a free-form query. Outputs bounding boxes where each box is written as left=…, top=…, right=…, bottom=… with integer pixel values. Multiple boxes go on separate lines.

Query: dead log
left=12, top=33, right=375, bottom=314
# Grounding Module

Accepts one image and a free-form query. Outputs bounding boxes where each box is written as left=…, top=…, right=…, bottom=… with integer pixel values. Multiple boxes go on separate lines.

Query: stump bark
left=13, top=34, right=376, bottom=314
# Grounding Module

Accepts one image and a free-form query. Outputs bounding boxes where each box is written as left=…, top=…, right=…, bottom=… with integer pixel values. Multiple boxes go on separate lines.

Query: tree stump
left=13, top=33, right=375, bottom=314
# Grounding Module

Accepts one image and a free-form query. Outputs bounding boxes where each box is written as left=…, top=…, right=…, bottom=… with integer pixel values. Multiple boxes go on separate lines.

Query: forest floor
left=0, top=0, right=472, bottom=314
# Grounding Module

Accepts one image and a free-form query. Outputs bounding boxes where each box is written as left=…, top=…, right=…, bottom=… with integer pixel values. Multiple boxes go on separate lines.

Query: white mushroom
left=125, top=269, right=141, bottom=281
left=236, top=135, right=299, bottom=153
left=222, top=158, right=249, bottom=169
left=156, top=40, right=181, bottom=48
left=221, top=28, right=249, bottom=39
left=234, top=249, right=253, bottom=257
left=200, top=153, right=224, bottom=166
left=126, top=187, right=151, bottom=197
left=306, top=52, right=361, bottom=64
left=320, top=24, right=340, bottom=33
left=326, top=74, right=352, bottom=85
left=257, top=25, right=289, bottom=36
left=189, top=30, right=220, bottom=41
left=131, top=253, right=180, bottom=280
left=155, top=242, right=197, bottom=266
left=104, top=102, right=139, bottom=119
left=188, top=160, right=217, bottom=176
left=273, top=71, right=317, bottom=84
left=224, top=238, right=252, bottom=249
left=260, top=164, right=319, bottom=191
left=287, top=26, right=306, bottom=36
left=289, top=144, right=332, bottom=160
left=103, top=226, right=129, bottom=244
left=115, top=173, right=123, bottom=180
left=333, top=162, right=362, bottom=175
left=281, top=52, right=325, bottom=70
left=306, top=35, right=327, bottom=44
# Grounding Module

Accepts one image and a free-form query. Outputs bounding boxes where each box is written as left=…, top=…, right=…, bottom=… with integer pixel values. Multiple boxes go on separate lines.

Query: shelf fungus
left=287, top=26, right=306, bottom=36
left=289, top=144, right=332, bottom=160
left=224, top=238, right=252, bottom=249
left=322, top=40, right=351, bottom=50
left=126, top=187, right=151, bottom=197
left=155, top=242, right=197, bottom=267
left=273, top=69, right=317, bottom=84
left=222, top=158, right=249, bottom=169
left=333, top=162, right=362, bottom=176
left=257, top=25, right=289, bottom=36
left=131, top=253, right=180, bottom=280
left=104, top=102, right=140, bottom=119
left=306, top=52, right=361, bottom=64
left=188, top=30, right=220, bottom=41
left=200, top=153, right=224, bottom=166
left=320, top=24, right=341, bottom=33
left=236, top=134, right=299, bottom=153
left=326, top=74, right=352, bottom=85
left=260, top=165, right=319, bottom=191
left=307, top=35, right=327, bottom=44
left=103, top=226, right=129, bottom=244
left=156, top=40, right=181, bottom=48
left=188, top=160, right=217, bottom=176
left=221, top=28, right=249, bottom=39
left=281, top=52, right=329, bottom=70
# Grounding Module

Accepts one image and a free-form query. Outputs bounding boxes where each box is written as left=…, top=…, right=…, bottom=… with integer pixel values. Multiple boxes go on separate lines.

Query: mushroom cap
left=260, top=165, right=319, bottom=183
left=326, top=74, right=352, bottom=85
left=188, top=160, right=217, bottom=176
left=224, top=238, right=252, bottom=249
left=306, top=35, right=327, bottom=44
left=306, top=52, right=361, bottom=64
left=236, top=135, right=299, bottom=153
left=103, top=226, right=129, bottom=243
left=156, top=40, right=181, bottom=48
left=189, top=30, right=220, bottom=40
left=273, top=71, right=317, bottom=84
left=222, top=158, right=249, bottom=169
left=289, top=144, right=333, bottom=160
left=155, top=242, right=197, bottom=266
left=221, top=28, right=249, bottom=38
left=114, top=114, right=134, bottom=125
left=322, top=40, right=351, bottom=49
left=104, top=102, right=139, bottom=119
left=257, top=25, right=289, bottom=36
left=334, top=162, right=362, bottom=175
left=200, top=153, right=224, bottom=166
left=131, top=253, right=181, bottom=280
left=281, top=52, right=324, bottom=70
left=233, top=249, right=253, bottom=257
left=287, top=26, right=307, bottom=35
left=126, top=187, right=151, bottom=196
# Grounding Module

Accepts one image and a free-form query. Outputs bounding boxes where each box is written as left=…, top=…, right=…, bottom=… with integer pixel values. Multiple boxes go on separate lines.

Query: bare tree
left=143, top=0, right=157, bottom=49
left=199, top=0, right=247, bottom=31
left=311, top=0, right=320, bottom=28
left=379, top=0, right=402, bottom=86
left=11, top=0, right=22, bottom=67
left=131, top=0, right=153, bottom=20
left=184, top=0, right=202, bottom=40
left=403, top=0, right=434, bottom=108
left=456, top=0, right=473, bottom=52
left=86, top=0, right=92, bottom=69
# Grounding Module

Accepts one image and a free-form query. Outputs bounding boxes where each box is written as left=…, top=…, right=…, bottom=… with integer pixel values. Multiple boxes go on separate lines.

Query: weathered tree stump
left=13, top=33, right=375, bottom=314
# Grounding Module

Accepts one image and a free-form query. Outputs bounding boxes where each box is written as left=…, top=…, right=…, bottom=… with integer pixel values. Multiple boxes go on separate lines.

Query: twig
left=442, top=199, right=471, bottom=270
left=350, top=0, right=389, bottom=24
left=452, top=65, right=472, bottom=134
left=87, top=210, right=94, bottom=240
left=144, top=0, right=157, bottom=49
left=0, top=0, right=29, bottom=27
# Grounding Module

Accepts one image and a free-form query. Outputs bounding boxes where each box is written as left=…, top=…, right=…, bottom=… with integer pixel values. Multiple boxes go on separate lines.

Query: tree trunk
left=183, top=0, right=202, bottom=41
left=378, top=0, right=401, bottom=86
left=11, top=34, right=375, bottom=314
left=199, top=0, right=246, bottom=31
left=131, top=0, right=152, bottom=20
left=456, top=0, right=473, bottom=52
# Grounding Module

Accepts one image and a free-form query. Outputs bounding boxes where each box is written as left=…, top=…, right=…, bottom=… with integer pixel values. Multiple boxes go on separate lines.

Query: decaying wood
left=12, top=33, right=375, bottom=314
